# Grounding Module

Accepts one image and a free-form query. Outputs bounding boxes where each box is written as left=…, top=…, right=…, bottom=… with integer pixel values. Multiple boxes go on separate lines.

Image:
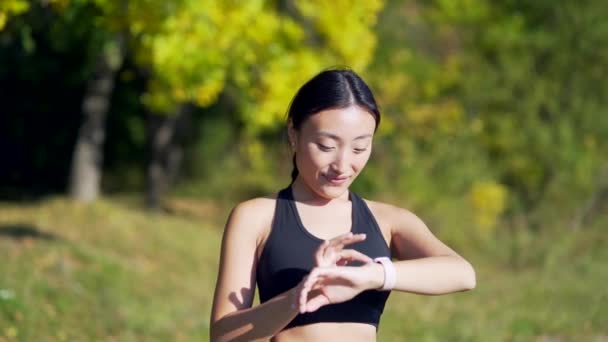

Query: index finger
left=328, top=232, right=366, bottom=249
left=337, top=249, right=373, bottom=264
left=317, top=233, right=354, bottom=260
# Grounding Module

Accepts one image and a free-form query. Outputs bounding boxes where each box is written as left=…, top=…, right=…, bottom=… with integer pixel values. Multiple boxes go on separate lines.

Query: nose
left=331, top=149, right=350, bottom=174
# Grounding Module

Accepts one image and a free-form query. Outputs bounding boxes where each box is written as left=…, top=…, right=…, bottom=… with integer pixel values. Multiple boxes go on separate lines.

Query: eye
left=317, top=143, right=335, bottom=152
left=353, top=147, right=368, bottom=154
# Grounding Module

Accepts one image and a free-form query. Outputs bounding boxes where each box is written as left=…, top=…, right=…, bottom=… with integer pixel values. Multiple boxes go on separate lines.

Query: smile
left=324, top=174, right=350, bottom=185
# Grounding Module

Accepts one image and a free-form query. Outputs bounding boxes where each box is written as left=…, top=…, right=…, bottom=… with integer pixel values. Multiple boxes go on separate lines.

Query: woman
left=210, top=69, right=476, bottom=342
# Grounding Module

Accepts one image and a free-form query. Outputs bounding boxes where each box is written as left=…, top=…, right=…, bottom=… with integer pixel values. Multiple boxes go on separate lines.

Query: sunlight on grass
left=0, top=198, right=220, bottom=341
left=1, top=197, right=606, bottom=341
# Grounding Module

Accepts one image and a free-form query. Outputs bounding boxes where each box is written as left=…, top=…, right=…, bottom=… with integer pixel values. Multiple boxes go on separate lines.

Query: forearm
left=370, top=256, right=476, bottom=295
left=210, top=287, right=299, bottom=342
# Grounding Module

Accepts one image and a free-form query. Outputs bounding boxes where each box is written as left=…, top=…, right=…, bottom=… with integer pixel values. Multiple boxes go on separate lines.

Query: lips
left=325, top=174, right=350, bottom=185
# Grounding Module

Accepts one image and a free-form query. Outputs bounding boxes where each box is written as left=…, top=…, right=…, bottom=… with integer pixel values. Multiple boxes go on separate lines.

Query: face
left=289, top=105, right=376, bottom=200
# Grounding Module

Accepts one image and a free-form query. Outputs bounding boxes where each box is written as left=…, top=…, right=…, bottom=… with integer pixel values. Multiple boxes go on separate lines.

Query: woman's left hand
left=298, top=262, right=383, bottom=314
left=315, top=232, right=372, bottom=267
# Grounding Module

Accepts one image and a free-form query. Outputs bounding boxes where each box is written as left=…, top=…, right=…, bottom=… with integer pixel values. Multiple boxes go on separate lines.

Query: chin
left=317, top=182, right=351, bottom=199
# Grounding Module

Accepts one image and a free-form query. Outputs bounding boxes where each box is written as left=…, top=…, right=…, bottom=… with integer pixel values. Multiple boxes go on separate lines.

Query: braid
left=290, top=154, right=299, bottom=184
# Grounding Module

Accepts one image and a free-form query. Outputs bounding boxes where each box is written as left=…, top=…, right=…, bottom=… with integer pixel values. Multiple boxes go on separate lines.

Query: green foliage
left=1, top=0, right=606, bottom=248
left=436, top=0, right=608, bottom=228
left=1, top=0, right=386, bottom=199
left=352, top=0, right=608, bottom=242
left=137, top=0, right=385, bottom=131
left=354, top=0, right=497, bottom=243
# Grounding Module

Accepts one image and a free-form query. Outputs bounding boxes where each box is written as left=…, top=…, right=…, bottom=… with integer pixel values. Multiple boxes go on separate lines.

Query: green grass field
left=1, top=198, right=606, bottom=341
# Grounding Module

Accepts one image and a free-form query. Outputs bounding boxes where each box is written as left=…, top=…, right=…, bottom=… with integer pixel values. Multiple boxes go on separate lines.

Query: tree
left=391, top=0, right=608, bottom=232
left=68, top=32, right=125, bottom=202
left=135, top=0, right=384, bottom=208
left=430, top=0, right=608, bottom=225
left=1, top=0, right=385, bottom=207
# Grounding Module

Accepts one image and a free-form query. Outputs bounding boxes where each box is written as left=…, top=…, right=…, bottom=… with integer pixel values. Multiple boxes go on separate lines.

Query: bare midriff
left=272, top=322, right=377, bottom=342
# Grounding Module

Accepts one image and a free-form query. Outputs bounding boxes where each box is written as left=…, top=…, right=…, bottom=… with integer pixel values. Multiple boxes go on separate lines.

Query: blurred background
left=0, top=0, right=606, bottom=340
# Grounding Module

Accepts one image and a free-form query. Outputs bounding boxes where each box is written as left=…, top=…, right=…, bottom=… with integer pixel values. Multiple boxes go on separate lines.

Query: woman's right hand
left=291, top=233, right=375, bottom=314
left=315, top=232, right=372, bottom=267
left=297, top=262, right=383, bottom=314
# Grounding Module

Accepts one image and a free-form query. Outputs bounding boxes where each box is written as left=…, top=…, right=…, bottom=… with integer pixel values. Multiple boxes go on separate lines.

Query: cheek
left=296, top=145, right=326, bottom=173
left=353, top=153, right=371, bottom=171
left=303, top=148, right=332, bottom=169
left=354, top=157, right=369, bottom=171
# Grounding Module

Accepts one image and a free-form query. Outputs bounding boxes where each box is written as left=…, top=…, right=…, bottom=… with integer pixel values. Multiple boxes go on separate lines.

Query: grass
left=0, top=197, right=606, bottom=341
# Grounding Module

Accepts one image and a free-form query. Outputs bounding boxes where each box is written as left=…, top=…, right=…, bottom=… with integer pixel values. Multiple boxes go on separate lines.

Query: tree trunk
left=68, top=35, right=124, bottom=202
left=145, top=105, right=191, bottom=209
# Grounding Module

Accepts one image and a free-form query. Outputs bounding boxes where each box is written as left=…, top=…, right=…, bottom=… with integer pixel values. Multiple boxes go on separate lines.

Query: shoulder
left=224, top=194, right=278, bottom=245
left=363, top=198, right=457, bottom=260
left=362, top=198, right=427, bottom=233
left=230, top=195, right=277, bottom=220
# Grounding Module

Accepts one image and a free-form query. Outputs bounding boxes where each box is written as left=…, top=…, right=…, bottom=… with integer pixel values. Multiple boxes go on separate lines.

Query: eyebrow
left=317, top=131, right=373, bottom=141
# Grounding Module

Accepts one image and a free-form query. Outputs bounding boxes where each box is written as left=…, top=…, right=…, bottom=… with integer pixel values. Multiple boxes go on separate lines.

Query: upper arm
left=388, top=206, right=462, bottom=261
left=210, top=199, right=272, bottom=323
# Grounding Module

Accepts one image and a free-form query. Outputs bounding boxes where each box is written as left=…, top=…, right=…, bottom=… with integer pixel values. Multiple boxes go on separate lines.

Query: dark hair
left=287, top=68, right=381, bottom=183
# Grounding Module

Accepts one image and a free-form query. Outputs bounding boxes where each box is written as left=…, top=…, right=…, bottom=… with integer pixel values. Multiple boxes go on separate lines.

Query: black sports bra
left=256, top=186, right=391, bottom=330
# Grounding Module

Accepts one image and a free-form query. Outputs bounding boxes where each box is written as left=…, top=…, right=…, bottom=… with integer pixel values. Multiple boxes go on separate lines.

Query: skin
left=210, top=105, right=476, bottom=342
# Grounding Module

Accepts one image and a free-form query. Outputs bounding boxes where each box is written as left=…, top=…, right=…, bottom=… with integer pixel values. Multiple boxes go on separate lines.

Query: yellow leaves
left=295, top=0, right=384, bottom=70
left=243, top=11, right=280, bottom=46
left=432, top=0, right=490, bottom=23
left=246, top=51, right=325, bottom=132
left=2, top=0, right=386, bottom=131
left=137, top=0, right=285, bottom=112
left=142, top=72, right=225, bottom=113
left=0, top=0, right=29, bottom=13
left=142, top=80, right=176, bottom=113
left=405, top=99, right=464, bottom=138
left=471, top=118, right=484, bottom=133
left=242, top=139, right=266, bottom=172
left=469, top=181, right=508, bottom=230
left=194, top=81, right=224, bottom=106
left=48, top=0, right=71, bottom=11
left=37, top=0, right=383, bottom=118
left=237, top=1, right=386, bottom=132
left=4, top=326, right=18, bottom=339
left=440, top=54, right=462, bottom=88
left=138, top=1, right=235, bottom=110
left=281, top=17, right=306, bottom=42
left=0, top=0, right=29, bottom=31
left=406, top=104, right=433, bottom=127
left=377, top=71, right=412, bottom=106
